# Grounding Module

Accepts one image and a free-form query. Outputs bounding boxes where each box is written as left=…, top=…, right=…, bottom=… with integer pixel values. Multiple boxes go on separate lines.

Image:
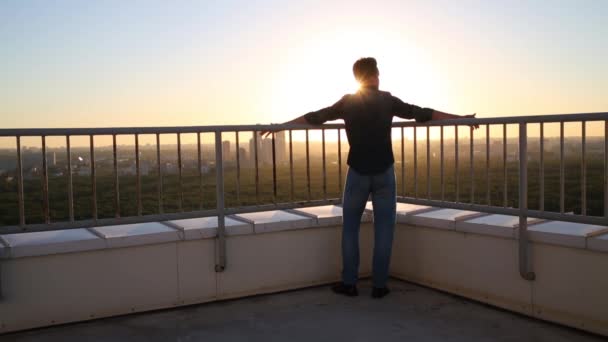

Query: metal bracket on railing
left=518, top=123, right=536, bottom=281
left=215, top=131, right=226, bottom=273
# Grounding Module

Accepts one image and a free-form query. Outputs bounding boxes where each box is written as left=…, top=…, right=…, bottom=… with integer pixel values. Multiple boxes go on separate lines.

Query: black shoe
left=371, top=287, right=390, bottom=298
left=331, top=283, right=358, bottom=297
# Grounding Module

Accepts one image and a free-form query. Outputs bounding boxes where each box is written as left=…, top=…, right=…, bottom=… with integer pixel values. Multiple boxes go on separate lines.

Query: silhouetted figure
left=262, top=57, right=476, bottom=298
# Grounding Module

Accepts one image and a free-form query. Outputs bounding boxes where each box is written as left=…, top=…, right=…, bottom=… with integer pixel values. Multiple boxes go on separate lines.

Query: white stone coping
left=408, top=208, right=479, bottom=230
left=455, top=214, right=541, bottom=239
left=290, top=205, right=372, bottom=227
left=526, top=221, right=608, bottom=249
left=395, top=203, right=436, bottom=224
left=2, top=206, right=608, bottom=259
left=165, top=216, right=253, bottom=240
left=90, top=222, right=181, bottom=249
left=233, top=210, right=315, bottom=234
left=0, top=228, right=106, bottom=258
left=588, top=232, right=608, bottom=252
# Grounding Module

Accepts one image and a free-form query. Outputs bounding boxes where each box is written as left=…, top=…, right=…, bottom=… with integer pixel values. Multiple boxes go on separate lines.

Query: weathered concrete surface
left=1, top=279, right=603, bottom=342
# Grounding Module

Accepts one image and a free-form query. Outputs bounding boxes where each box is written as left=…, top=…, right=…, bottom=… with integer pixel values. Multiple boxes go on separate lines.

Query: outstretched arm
left=260, top=96, right=347, bottom=137
left=393, top=96, right=478, bottom=129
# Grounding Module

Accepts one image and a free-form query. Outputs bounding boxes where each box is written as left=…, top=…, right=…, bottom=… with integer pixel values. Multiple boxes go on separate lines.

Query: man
left=262, top=57, right=476, bottom=298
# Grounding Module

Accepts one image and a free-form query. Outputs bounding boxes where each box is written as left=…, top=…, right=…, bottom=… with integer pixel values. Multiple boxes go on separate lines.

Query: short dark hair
left=353, top=57, right=379, bottom=82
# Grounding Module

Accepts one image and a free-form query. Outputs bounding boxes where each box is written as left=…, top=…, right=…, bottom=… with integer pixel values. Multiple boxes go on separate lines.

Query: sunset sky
left=1, top=0, right=607, bottom=130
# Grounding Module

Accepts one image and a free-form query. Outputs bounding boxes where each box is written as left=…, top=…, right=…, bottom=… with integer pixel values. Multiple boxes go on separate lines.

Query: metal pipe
left=306, top=129, right=311, bottom=201
left=414, top=127, right=418, bottom=198
left=156, top=133, right=163, bottom=214
left=540, top=123, right=544, bottom=211
left=113, top=134, right=120, bottom=218
left=560, top=121, right=565, bottom=213
left=41, top=136, right=50, bottom=224
left=440, top=126, right=444, bottom=201
left=272, top=132, right=277, bottom=203
left=214, top=131, right=226, bottom=272
left=198, top=133, right=203, bottom=209
left=322, top=129, right=327, bottom=200
left=401, top=127, right=405, bottom=196
left=177, top=133, right=183, bottom=212
left=235, top=131, right=241, bottom=206
left=395, top=197, right=608, bottom=226
left=254, top=131, right=259, bottom=203
left=426, top=126, right=431, bottom=199
left=486, top=125, right=490, bottom=205
left=470, top=126, right=474, bottom=204
left=135, top=134, right=142, bottom=216
left=503, top=124, right=507, bottom=207
left=66, top=135, right=74, bottom=222
left=338, top=129, right=343, bottom=195
left=0, top=198, right=343, bottom=235
left=5, top=111, right=608, bottom=137
left=455, top=126, right=459, bottom=202
left=90, top=135, right=97, bottom=222
left=289, top=130, right=294, bottom=202
left=581, top=121, right=586, bottom=215
left=518, top=123, right=535, bottom=281
left=605, top=121, right=608, bottom=218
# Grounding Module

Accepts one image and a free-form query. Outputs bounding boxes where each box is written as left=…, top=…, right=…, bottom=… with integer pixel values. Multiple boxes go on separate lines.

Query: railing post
left=518, top=123, right=535, bottom=281
left=215, top=131, right=226, bottom=272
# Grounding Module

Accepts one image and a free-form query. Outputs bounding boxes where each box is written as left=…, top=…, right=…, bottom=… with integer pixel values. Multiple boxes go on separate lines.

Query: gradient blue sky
left=1, top=0, right=607, bottom=129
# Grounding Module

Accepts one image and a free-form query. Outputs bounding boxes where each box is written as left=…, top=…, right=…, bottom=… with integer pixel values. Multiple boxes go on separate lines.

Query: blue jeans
left=341, top=164, right=396, bottom=288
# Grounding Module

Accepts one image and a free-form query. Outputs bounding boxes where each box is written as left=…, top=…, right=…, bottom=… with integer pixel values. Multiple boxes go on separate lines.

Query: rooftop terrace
left=1, top=279, right=604, bottom=342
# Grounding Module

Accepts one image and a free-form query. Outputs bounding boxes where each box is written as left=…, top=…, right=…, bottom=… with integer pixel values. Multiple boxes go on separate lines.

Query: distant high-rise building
left=52, top=152, right=57, bottom=166
left=238, top=147, right=247, bottom=165
left=222, top=140, right=231, bottom=160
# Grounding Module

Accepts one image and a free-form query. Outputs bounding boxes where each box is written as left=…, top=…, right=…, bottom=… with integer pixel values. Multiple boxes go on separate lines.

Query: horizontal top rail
left=1, top=112, right=608, bottom=137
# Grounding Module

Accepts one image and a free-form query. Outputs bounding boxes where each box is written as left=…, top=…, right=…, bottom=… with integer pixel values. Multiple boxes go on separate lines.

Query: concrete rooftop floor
left=1, top=279, right=603, bottom=342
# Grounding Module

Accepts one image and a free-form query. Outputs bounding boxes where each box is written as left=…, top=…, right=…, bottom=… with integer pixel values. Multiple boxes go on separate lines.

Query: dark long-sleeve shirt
left=304, top=87, right=433, bottom=174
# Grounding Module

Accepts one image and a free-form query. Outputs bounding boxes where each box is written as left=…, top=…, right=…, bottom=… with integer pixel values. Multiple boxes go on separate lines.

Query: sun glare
left=268, top=28, right=447, bottom=126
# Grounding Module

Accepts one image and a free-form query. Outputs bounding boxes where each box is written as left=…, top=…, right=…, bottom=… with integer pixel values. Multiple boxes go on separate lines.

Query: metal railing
left=1, top=111, right=608, bottom=281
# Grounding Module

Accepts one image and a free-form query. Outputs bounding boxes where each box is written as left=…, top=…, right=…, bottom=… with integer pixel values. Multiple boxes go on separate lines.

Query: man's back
left=304, top=86, right=433, bottom=174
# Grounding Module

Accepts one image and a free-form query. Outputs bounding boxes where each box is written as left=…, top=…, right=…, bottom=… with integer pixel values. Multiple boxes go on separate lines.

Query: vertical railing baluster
left=581, top=121, right=586, bottom=215
left=560, top=121, right=565, bottom=213
left=470, top=126, right=474, bottom=204
left=66, top=136, right=74, bottom=222
left=156, top=133, right=163, bottom=214
left=214, top=131, right=226, bottom=272
left=540, top=123, right=544, bottom=211
left=16, top=136, right=25, bottom=227
left=322, top=129, right=327, bottom=200
left=235, top=131, right=240, bottom=206
left=135, top=134, right=142, bottom=216
left=113, top=134, right=120, bottom=218
left=486, top=124, right=490, bottom=205
left=503, top=124, right=507, bottom=207
left=254, top=131, right=260, bottom=203
left=198, top=133, right=203, bottom=209
left=440, top=126, right=444, bottom=201
left=426, top=126, right=431, bottom=199
left=271, top=132, right=277, bottom=203
left=605, top=121, right=608, bottom=218
left=518, top=122, right=535, bottom=281
left=289, top=130, right=294, bottom=202
left=455, top=126, right=459, bottom=202
left=90, top=135, right=97, bottom=221
left=401, top=127, right=405, bottom=196
left=414, top=126, right=418, bottom=198
left=338, top=129, right=343, bottom=194
left=306, top=129, right=311, bottom=201
left=177, top=133, right=183, bottom=212
left=41, top=136, right=50, bottom=224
